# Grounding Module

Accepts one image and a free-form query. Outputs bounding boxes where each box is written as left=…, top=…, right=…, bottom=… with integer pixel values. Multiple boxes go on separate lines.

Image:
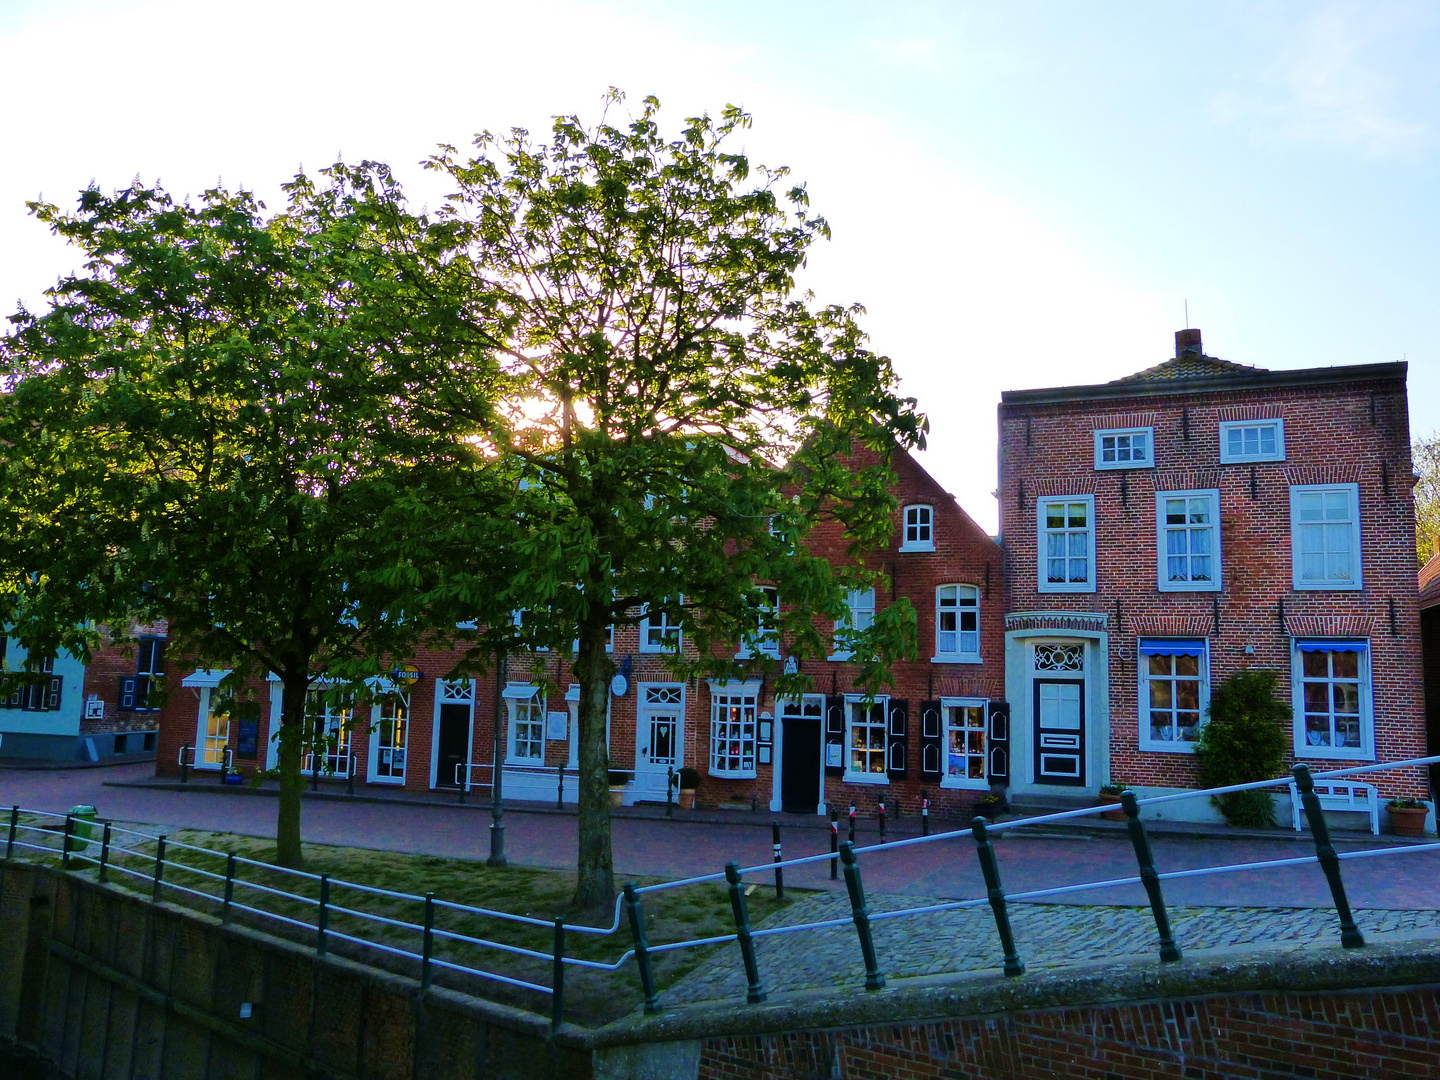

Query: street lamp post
left=488, top=652, right=507, bottom=867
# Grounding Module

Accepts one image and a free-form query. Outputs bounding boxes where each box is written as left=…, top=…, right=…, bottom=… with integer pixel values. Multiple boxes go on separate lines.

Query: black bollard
left=878, top=799, right=886, bottom=841
left=848, top=802, right=857, bottom=846
left=771, top=821, right=784, bottom=900
left=921, top=790, right=930, bottom=836
left=830, top=808, right=839, bottom=880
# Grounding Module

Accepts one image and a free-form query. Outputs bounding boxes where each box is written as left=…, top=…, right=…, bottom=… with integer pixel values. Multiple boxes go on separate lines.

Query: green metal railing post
left=724, top=863, right=767, bottom=1003
left=152, top=835, right=166, bottom=902
left=1121, top=791, right=1181, bottom=962
left=421, top=892, right=436, bottom=989
left=99, top=822, right=112, bottom=884
left=551, top=917, right=565, bottom=1031
left=838, top=842, right=885, bottom=990
left=223, top=853, right=236, bottom=922
left=6, top=805, right=17, bottom=859
left=316, top=875, right=330, bottom=956
left=1293, top=764, right=1365, bottom=948
left=62, top=814, right=74, bottom=870
left=972, top=817, right=1025, bottom=976
left=623, top=883, right=659, bottom=1013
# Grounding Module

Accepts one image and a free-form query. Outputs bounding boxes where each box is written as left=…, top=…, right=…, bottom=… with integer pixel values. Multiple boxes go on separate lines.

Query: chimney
left=1175, top=328, right=1203, bottom=357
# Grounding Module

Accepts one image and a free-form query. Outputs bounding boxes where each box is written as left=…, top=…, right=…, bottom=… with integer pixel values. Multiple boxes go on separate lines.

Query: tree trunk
left=572, top=626, right=616, bottom=908
left=275, top=674, right=309, bottom=868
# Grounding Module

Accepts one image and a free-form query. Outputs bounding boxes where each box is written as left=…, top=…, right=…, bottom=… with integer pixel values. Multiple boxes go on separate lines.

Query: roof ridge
left=1112, top=354, right=1265, bottom=383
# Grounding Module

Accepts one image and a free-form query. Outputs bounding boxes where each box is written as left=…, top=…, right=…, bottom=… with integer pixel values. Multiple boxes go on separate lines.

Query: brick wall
left=698, top=985, right=1440, bottom=1079
left=999, top=364, right=1427, bottom=798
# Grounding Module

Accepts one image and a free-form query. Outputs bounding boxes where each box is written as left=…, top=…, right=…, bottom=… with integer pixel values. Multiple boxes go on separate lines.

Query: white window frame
left=302, top=690, right=354, bottom=777
left=933, top=584, right=981, bottom=663
left=639, top=597, right=683, bottom=653
left=1137, top=640, right=1209, bottom=753
left=708, top=681, right=760, bottom=778
left=1292, top=640, right=1373, bottom=761
left=1219, top=419, right=1285, bottom=464
left=829, top=587, right=875, bottom=661
left=1289, top=484, right=1362, bottom=591
left=1155, top=488, right=1222, bottom=592
left=503, top=684, right=547, bottom=765
left=899, top=504, right=935, bottom=552
left=369, top=692, right=409, bottom=783
left=193, top=687, right=231, bottom=770
left=736, top=587, right=780, bottom=659
left=1036, top=494, right=1096, bottom=594
left=939, top=697, right=989, bottom=790
left=1093, top=427, right=1154, bottom=470
left=843, top=694, right=890, bottom=784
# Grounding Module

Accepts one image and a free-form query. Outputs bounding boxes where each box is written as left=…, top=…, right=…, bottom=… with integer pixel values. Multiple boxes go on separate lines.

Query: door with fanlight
left=1031, top=641, right=1087, bottom=787
left=635, top=684, right=685, bottom=801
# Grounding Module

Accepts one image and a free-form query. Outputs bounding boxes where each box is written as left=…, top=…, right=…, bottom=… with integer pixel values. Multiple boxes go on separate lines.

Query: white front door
left=635, top=684, right=684, bottom=801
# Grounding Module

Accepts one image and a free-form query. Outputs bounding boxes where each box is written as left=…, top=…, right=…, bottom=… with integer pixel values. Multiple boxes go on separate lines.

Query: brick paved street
left=3, top=762, right=1439, bottom=912
left=665, top=893, right=1440, bottom=1006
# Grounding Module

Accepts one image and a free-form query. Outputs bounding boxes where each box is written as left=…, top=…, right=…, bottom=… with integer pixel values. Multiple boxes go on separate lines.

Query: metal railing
left=4, top=755, right=1438, bottom=1028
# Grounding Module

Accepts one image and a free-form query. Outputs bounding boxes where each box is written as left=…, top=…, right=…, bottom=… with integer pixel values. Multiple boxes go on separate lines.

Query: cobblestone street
left=665, top=893, right=1440, bottom=1006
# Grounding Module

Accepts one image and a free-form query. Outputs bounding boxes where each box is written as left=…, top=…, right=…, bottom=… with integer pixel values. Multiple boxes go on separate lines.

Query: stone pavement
left=664, top=892, right=1440, bottom=1006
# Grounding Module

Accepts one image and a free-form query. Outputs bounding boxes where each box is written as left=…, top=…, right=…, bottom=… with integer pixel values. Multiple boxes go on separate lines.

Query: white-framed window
left=303, top=691, right=353, bottom=777
left=899, top=504, right=935, bottom=552
left=132, top=637, right=165, bottom=713
left=1094, top=427, right=1153, bottom=470
left=1037, top=495, right=1096, bottom=593
left=934, top=584, right=980, bottom=662
left=844, top=696, right=889, bottom=783
left=640, top=598, right=683, bottom=653
left=512, top=609, right=549, bottom=652
left=1156, top=489, right=1221, bottom=591
left=1293, top=640, right=1372, bottom=760
left=503, top=684, right=546, bottom=764
left=1290, top=484, right=1362, bottom=590
left=709, top=684, right=759, bottom=777
left=372, top=693, right=409, bottom=781
left=197, top=691, right=231, bottom=768
left=1219, top=419, right=1285, bottom=463
left=1138, top=640, right=1208, bottom=752
left=736, top=586, right=780, bottom=659
left=941, top=698, right=988, bottom=789
left=830, top=588, right=875, bottom=661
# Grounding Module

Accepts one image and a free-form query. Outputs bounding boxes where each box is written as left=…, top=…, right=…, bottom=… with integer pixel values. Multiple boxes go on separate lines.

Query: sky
left=3, top=0, right=1438, bottom=532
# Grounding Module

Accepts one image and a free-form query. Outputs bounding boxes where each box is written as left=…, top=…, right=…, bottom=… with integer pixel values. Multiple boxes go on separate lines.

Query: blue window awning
left=1296, top=639, right=1367, bottom=652
left=1138, top=640, right=1205, bottom=656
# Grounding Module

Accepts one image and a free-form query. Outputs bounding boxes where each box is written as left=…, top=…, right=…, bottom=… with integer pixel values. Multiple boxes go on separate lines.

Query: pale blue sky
left=3, top=1, right=1437, bottom=530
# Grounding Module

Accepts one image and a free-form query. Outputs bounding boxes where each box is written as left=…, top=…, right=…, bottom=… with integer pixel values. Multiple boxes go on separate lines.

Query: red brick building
left=1, top=625, right=166, bottom=761
left=998, top=329, right=1426, bottom=818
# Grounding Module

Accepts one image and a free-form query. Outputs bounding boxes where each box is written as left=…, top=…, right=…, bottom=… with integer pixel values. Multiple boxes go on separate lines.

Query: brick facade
left=148, top=331, right=1429, bottom=816
left=999, top=333, right=1426, bottom=804
left=696, top=985, right=1440, bottom=1079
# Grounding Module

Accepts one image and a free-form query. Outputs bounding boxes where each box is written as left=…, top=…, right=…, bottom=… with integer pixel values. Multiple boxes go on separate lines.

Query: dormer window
left=900, top=505, right=935, bottom=552
left=1094, top=427, right=1154, bottom=470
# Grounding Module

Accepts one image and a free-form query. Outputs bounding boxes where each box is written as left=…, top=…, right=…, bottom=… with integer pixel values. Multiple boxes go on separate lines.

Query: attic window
left=1094, top=427, right=1154, bottom=470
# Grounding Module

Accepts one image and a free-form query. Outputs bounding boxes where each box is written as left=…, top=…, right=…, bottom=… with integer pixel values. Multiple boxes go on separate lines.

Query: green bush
left=1194, top=670, right=1290, bottom=827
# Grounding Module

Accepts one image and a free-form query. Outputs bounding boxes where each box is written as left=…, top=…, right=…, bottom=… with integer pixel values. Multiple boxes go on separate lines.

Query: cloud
left=1211, top=2, right=1437, bottom=157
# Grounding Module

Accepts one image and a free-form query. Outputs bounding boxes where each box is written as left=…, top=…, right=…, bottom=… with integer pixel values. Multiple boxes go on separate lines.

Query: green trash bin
left=67, top=805, right=97, bottom=853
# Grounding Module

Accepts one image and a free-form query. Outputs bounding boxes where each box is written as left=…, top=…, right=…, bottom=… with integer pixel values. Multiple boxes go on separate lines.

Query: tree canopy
left=0, top=164, right=502, bottom=866
left=415, top=92, right=926, bottom=906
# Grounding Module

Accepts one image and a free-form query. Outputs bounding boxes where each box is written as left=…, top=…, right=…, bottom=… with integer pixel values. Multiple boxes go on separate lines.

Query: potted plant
left=223, top=766, right=245, bottom=786
left=607, top=761, right=629, bottom=808
left=677, top=766, right=700, bottom=810
left=975, top=792, right=1004, bottom=821
left=1098, top=783, right=1126, bottom=822
left=1387, top=797, right=1430, bottom=838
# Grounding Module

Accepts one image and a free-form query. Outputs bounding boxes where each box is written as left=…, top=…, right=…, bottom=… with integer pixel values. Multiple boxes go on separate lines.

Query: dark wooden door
left=1033, top=679, right=1085, bottom=786
left=780, top=702, right=822, bottom=813
left=436, top=703, right=470, bottom=789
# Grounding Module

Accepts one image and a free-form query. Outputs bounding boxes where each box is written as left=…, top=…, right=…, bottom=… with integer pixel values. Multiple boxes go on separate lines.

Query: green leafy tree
left=421, top=92, right=926, bottom=908
left=0, top=166, right=499, bottom=867
left=1194, top=670, right=1291, bottom=827
left=1413, top=433, right=1440, bottom=565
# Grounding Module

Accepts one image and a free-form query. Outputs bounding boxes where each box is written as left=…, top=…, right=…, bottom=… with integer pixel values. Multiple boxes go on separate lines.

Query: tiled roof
left=1111, top=355, right=1265, bottom=383
left=1419, top=552, right=1440, bottom=609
